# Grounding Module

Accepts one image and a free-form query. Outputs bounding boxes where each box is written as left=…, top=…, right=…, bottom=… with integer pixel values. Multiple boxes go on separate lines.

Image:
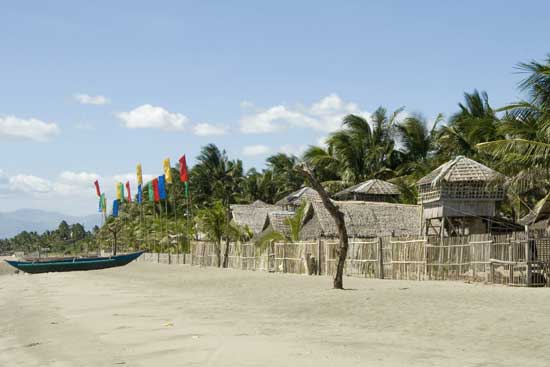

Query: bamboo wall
left=137, top=232, right=550, bottom=287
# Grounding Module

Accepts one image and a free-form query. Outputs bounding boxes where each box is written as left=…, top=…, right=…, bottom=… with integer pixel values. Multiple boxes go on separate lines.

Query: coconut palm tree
left=325, top=107, right=404, bottom=184
left=438, top=90, right=501, bottom=160
left=478, top=56, right=550, bottom=194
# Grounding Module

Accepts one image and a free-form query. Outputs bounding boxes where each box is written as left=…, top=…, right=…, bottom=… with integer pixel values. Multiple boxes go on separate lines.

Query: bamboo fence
left=138, top=231, right=550, bottom=287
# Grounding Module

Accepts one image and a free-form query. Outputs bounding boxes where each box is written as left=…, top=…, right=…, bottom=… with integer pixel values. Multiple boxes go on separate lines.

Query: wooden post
left=282, top=242, right=286, bottom=273
left=317, top=239, right=322, bottom=275
left=377, top=237, right=384, bottom=279
left=525, top=225, right=532, bottom=287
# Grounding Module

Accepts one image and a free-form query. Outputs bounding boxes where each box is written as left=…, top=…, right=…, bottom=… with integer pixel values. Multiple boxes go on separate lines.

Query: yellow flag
left=116, top=182, right=123, bottom=200
left=163, top=158, right=173, bottom=184
left=136, top=163, right=143, bottom=185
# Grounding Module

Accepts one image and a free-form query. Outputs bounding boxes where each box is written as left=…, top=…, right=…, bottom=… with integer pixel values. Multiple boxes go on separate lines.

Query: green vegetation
left=4, top=54, right=550, bottom=256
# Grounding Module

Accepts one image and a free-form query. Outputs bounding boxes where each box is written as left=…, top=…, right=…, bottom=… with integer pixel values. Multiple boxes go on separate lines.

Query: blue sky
left=0, top=0, right=549, bottom=216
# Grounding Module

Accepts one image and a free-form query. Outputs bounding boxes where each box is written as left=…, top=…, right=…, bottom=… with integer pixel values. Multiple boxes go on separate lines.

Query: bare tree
left=294, top=163, right=349, bottom=289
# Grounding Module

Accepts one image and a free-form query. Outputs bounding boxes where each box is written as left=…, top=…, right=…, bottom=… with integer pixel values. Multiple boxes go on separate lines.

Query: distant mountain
left=0, top=209, right=102, bottom=239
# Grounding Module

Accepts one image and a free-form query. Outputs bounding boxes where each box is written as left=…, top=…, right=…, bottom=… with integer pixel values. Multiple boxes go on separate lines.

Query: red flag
left=179, top=155, right=188, bottom=182
left=152, top=178, right=160, bottom=202
left=94, top=180, right=101, bottom=197
left=125, top=181, right=132, bottom=202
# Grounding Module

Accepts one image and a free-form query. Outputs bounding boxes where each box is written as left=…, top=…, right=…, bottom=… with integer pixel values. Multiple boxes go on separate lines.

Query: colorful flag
left=163, top=158, right=172, bottom=184
left=94, top=180, right=101, bottom=197
left=136, top=163, right=143, bottom=185
left=184, top=182, right=189, bottom=198
left=116, top=182, right=124, bottom=201
left=148, top=181, right=154, bottom=202
left=98, top=196, right=102, bottom=212
left=158, top=175, right=167, bottom=200
left=152, top=178, right=160, bottom=202
left=101, top=193, right=106, bottom=213
left=179, top=155, right=188, bottom=182
left=137, top=184, right=143, bottom=204
left=112, top=199, right=119, bottom=217
left=125, top=181, right=132, bottom=202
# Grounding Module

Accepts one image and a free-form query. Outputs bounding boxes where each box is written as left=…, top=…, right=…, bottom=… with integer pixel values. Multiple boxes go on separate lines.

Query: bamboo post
left=525, top=225, right=532, bottom=287
left=317, top=239, right=322, bottom=275
left=378, top=237, right=384, bottom=279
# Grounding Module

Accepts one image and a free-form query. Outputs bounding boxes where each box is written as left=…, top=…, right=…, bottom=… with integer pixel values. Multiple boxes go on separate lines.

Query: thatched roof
left=520, top=193, right=550, bottom=226
left=334, top=179, right=400, bottom=198
left=276, top=187, right=320, bottom=206
left=300, top=200, right=422, bottom=239
left=230, top=200, right=279, bottom=234
left=417, top=156, right=503, bottom=187
left=264, top=211, right=294, bottom=238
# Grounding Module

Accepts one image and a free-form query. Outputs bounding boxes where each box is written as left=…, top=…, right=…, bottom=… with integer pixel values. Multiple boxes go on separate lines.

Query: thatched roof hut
left=230, top=200, right=279, bottom=235
left=417, top=156, right=505, bottom=219
left=261, top=211, right=294, bottom=239
left=333, top=179, right=400, bottom=202
left=417, top=156, right=507, bottom=236
left=276, top=187, right=320, bottom=211
left=299, top=200, right=422, bottom=240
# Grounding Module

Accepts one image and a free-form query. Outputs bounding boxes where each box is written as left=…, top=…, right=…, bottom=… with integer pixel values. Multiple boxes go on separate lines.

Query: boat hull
left=5, top=251, right=145, bottom=274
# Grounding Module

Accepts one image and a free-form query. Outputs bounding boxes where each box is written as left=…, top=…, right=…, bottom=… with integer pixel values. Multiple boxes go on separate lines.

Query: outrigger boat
left=4, top=251, right=144, bottom=274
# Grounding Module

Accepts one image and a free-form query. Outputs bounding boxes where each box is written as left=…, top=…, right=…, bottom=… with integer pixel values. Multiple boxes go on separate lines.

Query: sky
left=0, top=0, right=549, bottom=216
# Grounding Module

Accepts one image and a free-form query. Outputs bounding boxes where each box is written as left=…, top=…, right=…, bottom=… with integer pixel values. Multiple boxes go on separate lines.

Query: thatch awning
left=264, top=211, right=294, bottom=238
left=334, top=179, right=400, bottom=198
left=276, top=187, right=320, bottom=206
left=230, top=201, right=279, bottom=234
left=300, top=200, right=422, bottom=239
left=417, top=156, right=504, bottom=187
left=520, top=193, right=550, bottom=226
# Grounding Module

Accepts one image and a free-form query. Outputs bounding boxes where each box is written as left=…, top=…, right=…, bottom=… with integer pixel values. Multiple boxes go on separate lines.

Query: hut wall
left=423, top=200, right=496, bottom=219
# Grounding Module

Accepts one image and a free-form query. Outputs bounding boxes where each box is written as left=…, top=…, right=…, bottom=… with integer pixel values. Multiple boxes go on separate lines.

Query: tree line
left=0, top=221, right=97, bottom=255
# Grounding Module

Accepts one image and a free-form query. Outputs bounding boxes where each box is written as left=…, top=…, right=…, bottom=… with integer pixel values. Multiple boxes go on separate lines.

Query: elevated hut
left=299, top=201, right=422, bottom=240
left=333, top=179, right=400, bottom=202
left=417, top=156, right=505, bottom=236
left=276, top=187, right=320, bottom=212
left=230, top=200, right=279, bottom=236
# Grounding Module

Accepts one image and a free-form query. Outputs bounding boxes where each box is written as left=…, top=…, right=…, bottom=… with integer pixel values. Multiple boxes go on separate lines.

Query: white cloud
left=74, top=93, right=110, bottom=105
left=242, top=145, right=271, bottom=157
left=9, top=174, right=54, bottom=194
left=279, top=144, right=307, bottom=156
left=240, top=94, right=369, bottom=134
left=193, top=123, right=228, bottom=136
left=0, top=115, right=60, bottom=142
left=59, top=171, right=100, bottom=185
left=116, top=104, right=188, bottom=131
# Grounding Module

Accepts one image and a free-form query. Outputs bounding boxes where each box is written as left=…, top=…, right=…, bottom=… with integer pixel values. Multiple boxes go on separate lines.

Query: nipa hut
left=417, top=156, right=506, bottom=236
left=333, top=179, right=400, bottom=202
left=276, top=187, right=320, bottom=212
left=299, top=200, right=422, bottom=240
left=254, top=210, right=295, bottom=243
left=230, top=200, right=279, bottom=236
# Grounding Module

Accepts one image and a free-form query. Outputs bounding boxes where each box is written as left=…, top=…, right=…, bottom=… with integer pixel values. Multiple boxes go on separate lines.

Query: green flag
left=148, top=181, right=154, bottom=202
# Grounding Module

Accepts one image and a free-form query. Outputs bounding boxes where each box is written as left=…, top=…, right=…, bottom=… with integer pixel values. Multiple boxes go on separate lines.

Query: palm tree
left=325, top=107, right=404, bottom=184
left=438, top=90, right=501, bottom=160
left=478, top=56, right=550, bottom=193
left=265, top=153, right=305, bottom=200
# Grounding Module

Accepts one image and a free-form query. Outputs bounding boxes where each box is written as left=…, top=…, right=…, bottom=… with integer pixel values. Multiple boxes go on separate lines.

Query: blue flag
left=137, top=184, right=143, bottom=204
left=158, top=175, right=167, bottom=200
left=98, top=196, right=102, bottom=212
left=112, top=199, right=119, bottom=217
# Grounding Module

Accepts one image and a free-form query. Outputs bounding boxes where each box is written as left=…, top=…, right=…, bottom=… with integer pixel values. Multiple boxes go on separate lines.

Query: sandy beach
left=1, top=261, right=549, bottom=366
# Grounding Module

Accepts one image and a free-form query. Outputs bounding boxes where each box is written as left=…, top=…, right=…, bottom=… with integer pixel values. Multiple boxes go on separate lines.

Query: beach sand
left=0, top=261, right=549, bottom=366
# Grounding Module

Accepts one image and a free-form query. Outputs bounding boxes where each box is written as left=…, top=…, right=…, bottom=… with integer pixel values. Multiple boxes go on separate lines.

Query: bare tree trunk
left=295, top=164, right=348, bottom=289
left=223, top=204, right=231, bottom=268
